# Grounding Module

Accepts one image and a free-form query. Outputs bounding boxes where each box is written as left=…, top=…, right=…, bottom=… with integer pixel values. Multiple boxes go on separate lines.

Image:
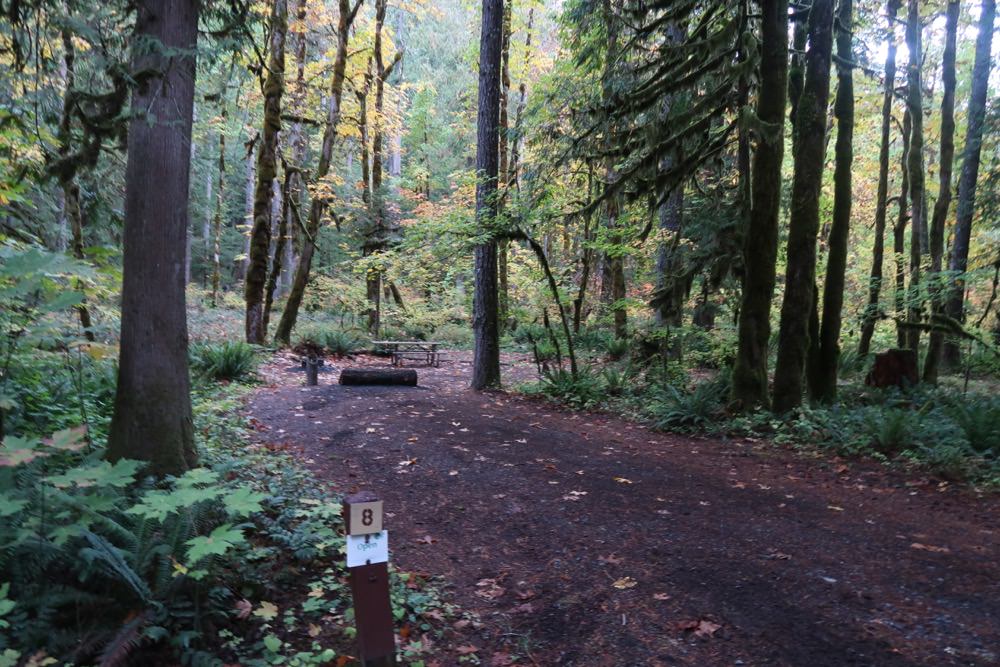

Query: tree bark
left=274, top=0, right=362, bottom=345
left=731, top=0, right=789, bottom=410
left=107, top=0, right=199, bottom=476
left=809, top=0, right=855, bottom=403
left=922, top=0, right=960, bottom=383
left=211, top=126, right=225, bottom=307
left=245, top=0, right=287, bottom=343
left=904, top=0, right=925, bottom=353
left=944, top=0, right=995, bottom=365
left=894, top=110, right=912, bottom=348
left=858, top=0, right=901, bottom=357
left=497, top=1, right=512, bottom=333
left=471, top=0, right=503, bottom=390
left=56, top=30, right=95, bottom=342
left=771, top=0, right=834, bottom=414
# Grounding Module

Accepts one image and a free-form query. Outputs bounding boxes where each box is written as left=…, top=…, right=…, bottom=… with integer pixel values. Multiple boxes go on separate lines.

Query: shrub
left=294, top=325, right=363, bottom=356
left=573, top=327, right=612, bottom=351
left=601, top=365, right=634, bottom=396
left=943, top=397, right=1000, bottom=456
left=539, top=367, right=604, bottom=409
left=866, top=407, right=912, bottom=456
left=190, top=341, right=258, bottom=382
left=604, top=336, right=630, bottom=360
left=0, top=429, right=266, bottom=665
left=433, top=323, right=472, bottom=346
left=650, top=372, right=730, bottom=430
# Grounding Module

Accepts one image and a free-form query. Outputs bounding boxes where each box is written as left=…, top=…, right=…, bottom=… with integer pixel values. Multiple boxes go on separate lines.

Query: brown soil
left=248, top=351, right=1000, bottom=667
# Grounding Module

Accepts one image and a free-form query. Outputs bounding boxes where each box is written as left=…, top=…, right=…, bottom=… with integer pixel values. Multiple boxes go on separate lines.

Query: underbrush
left=521, top=357, right=1000, bottom=485
left=293, top=325, right=364, bottom=356
left=190, top=341, right=260, bottom=382
left=1, top=359, right=453, bottom=665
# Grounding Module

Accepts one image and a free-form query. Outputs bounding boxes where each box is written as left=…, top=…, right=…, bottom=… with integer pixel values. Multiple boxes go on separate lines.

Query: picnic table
left=372, top=340, right=445, bottom=367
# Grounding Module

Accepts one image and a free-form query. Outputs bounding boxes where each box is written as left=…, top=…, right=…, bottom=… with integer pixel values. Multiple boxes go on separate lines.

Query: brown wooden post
left=343, top=490, right=396, bottom=666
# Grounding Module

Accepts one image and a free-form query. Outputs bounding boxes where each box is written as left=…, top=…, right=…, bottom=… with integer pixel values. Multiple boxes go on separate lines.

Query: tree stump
left=339, top=368, right=418, bottom=386
left=865, top=348, right=919, bottom=389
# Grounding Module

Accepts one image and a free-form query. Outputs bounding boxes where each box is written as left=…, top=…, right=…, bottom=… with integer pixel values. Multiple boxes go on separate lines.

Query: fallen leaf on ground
left=308, top=623, right=321, bottom=637
left=253, top=601, right=278, bottom=620
left=675, top=618, right=722, bottom=638
left=653, top=592, right=671, bottom=601
left=612, top=577, right=637, bottom=589
left=613, top=477, right=633, bottom=484
left=416, top=535, right=437, bottom=545
left=234, top=599, right=252, bottom=619
left=827, top=505, right=845, bottom=511
left=910, top=542, right=950, bottom=553
left=475, top=579, right=505, bottom=600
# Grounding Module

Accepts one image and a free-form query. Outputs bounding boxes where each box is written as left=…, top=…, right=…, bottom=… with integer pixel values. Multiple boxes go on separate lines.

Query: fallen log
left=339, top=368, right=418, bottom=386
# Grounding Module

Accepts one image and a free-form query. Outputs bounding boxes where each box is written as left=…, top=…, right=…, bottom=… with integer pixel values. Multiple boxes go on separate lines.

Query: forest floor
left=246, top=350, right=1000, bottom=667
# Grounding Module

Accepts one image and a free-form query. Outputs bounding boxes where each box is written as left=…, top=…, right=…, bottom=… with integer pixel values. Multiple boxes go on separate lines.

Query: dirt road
left=249, top=353, right=999, bottom=666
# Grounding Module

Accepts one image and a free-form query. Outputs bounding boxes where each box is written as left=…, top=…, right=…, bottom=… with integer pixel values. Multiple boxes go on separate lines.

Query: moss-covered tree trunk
left=731, top=0, right=789, bottom=410
left=944, top=0, right=995, bottom=365
left=107, top=0, right=200, bottom=476
left=922, top=0, right=960, bottom=383
left=244, top=0, right=286, bottom=343
left=771, top=0, right=834, bottom=414
left=893, top=110, right=912, bottom=348
left=211, top=125, right=225, bottom=307
left=274, top=0, right=363, bottom=345
left=56, top=30, right=95, bottom=342
left=904, top=0, right=925, bottom=353
left=858, top=0, right=901, bottom=357
left=809, top=0, right=855, bottom=403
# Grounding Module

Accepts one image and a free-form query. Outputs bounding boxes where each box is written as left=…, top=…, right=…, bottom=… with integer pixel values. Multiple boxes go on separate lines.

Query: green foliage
left=604, top=336, right=630, bottom=361
left=536, top=366, right=604, bottom=409
left=0, top=427, right=261, bottom=664
left=294, top=324, right=363, bottom=356
left=190, top=341, right=259, bottom=382
left=941, top=396, right=1000, bottom=455
left=649, top=372, right=731, bottom=431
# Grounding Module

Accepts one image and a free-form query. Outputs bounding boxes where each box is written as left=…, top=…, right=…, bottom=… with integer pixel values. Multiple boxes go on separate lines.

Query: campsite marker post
left=343, top=490, right=396, bottom=666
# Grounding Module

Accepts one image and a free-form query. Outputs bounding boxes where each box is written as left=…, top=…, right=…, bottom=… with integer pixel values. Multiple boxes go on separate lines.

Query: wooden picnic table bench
left=371, top=340, right=446, bottom=367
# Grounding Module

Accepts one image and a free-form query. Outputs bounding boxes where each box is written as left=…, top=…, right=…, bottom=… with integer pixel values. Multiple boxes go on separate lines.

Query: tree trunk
left=497, top=1, right=512, bottom=333
left=894, top=110, right=912, bottom=348
left=107, top=0, right=199, bottom=476
left=285, top=0, right=307, bottom=294
left=601, top=0, right=626, bottom=340
left=471, top=0, right=503, bottom=390
left=922, top=0, right=960, bottom=383
left=264, top=169, right=291, bottom=331
left=809, top=0, right=855, bottom=403
left=858, top=0, right=900, bottom=357
left=731, top=0, right=789, bottom=410
left=56, top=30, right=96, bottom=342
left=654, top=20, right=686, bottom=332
left=944, top=0, right=995, bottom=365
left=274, top=0, right=362, bottom=345
left=771, top=0, right=834, bottom=414
left=211, top=127, right=225, bottom=307
left=238, top=139, right=254, bottom=282
left=904, top=0, right=925, bottom=353
left=245, top=0, right=287, bottom=343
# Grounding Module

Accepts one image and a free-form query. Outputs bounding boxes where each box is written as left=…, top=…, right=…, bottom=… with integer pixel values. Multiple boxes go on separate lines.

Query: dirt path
left=249, top=352, right=1000, bottom=666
